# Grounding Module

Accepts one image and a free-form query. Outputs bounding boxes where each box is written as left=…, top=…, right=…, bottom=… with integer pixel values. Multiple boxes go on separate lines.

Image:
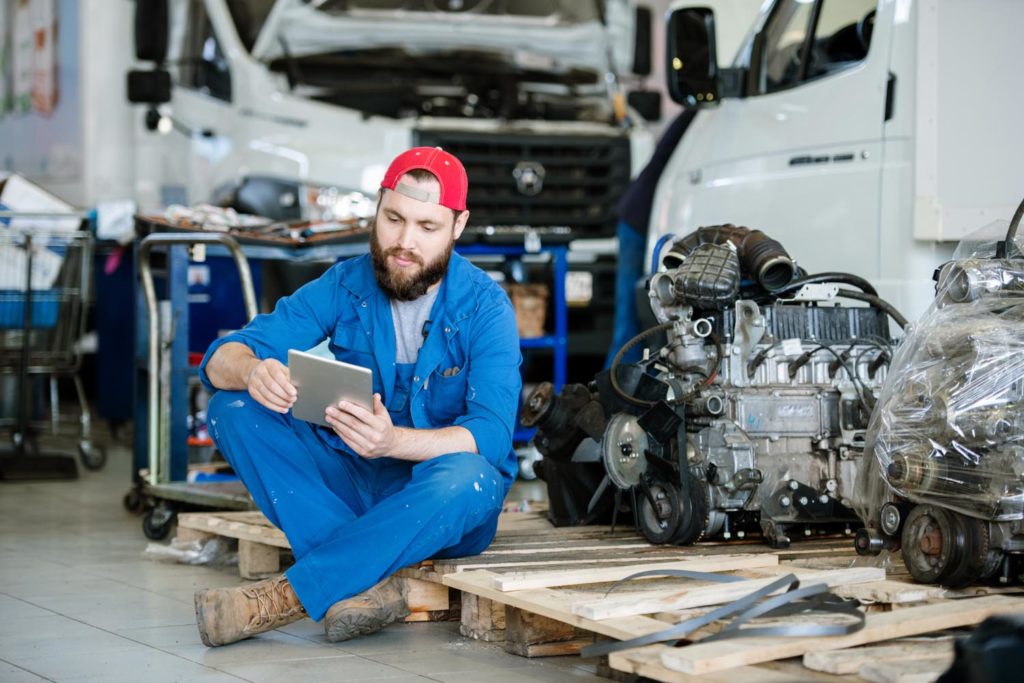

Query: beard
left=370, top=222, right=455, bottom=302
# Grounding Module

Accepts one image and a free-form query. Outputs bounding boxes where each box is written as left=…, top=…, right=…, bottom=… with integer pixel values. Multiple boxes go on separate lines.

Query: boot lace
left=244, top=577, right=305, bottom=631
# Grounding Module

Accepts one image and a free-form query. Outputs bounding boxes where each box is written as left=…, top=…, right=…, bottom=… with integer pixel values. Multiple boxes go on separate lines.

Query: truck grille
left=415, top=131, right=631, bottom=237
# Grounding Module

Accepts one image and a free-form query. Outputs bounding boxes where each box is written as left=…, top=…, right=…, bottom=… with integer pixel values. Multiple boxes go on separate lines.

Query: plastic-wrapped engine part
left=858, top=220, right=1024, bottom=585
left=866, top=252, right=1024, bottom=520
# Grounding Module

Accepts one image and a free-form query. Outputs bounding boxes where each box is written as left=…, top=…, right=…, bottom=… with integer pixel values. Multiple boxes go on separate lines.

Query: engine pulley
left=900, top=504, right=1001, bottom=587
left=601, top=413, right=650, bottom=489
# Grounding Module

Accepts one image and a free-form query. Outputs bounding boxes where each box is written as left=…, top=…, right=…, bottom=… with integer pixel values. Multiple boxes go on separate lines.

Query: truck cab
left=651, top=0, right=1023, bottom=319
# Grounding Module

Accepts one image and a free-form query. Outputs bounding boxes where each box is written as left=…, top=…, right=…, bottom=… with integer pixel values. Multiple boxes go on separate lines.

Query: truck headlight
left=302, top=185, right=376, bottom=223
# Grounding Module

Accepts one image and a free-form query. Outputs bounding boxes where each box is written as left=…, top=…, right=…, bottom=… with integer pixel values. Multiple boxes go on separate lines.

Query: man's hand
left=326, top=394, right=399, bottom=459
left=245, top=358, right=297, bottom=414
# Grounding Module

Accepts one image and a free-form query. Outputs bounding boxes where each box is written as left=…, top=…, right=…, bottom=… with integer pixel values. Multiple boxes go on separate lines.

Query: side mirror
left=627, top=91, right=662, bottom=122
left=631, top=5, right=653, bottom=77
left=666, top=7, right=719, bottom=107
left=135, top=0, right=169, bottom=63
left=127, top=70, right=171, bottom=104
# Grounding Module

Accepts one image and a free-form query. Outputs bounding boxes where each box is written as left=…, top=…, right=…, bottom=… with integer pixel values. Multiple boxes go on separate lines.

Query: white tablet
left=288, top=349, right=374, bottom=427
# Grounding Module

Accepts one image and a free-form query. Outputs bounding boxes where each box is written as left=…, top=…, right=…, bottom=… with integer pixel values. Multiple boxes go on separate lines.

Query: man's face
left=370, top=174, right=469, bottom=301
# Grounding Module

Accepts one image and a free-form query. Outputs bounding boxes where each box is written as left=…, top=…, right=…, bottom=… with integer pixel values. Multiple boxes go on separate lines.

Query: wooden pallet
left=176, top=509, right=1019, bottom=682
left=396, top=520, right=887, bottom=664
left=433, top=541, right=1024, bottom=683
left=176, top=510, right=457, bottom=622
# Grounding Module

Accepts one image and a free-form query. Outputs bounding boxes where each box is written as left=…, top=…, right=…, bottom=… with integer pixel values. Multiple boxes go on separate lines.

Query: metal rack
left=456, top=243, right=568, bottom=444
left=130, top=232, right=260, bottom=537
left=0, top=214, right=101, bottom=479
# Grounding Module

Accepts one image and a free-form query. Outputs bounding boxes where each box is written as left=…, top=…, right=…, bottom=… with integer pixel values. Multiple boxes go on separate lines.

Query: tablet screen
left=288, top=349, right=373, bottom=427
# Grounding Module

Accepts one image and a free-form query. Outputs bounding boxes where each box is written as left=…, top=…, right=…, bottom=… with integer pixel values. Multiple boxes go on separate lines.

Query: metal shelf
left=457, top=243, right=568, bottom=443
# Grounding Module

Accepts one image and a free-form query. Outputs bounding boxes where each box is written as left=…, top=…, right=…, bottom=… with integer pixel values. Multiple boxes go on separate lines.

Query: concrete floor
left=0, top=434, right=605, bottom=683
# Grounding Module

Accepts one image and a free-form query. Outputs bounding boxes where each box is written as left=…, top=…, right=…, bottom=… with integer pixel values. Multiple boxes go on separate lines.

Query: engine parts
left=858, top=206, right=1024, bottom=587
left=529, top=225, right=899, bottom=548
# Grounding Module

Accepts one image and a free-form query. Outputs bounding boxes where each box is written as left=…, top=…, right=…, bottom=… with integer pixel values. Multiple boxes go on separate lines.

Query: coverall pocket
left=426, top=371, right=468, bottom=425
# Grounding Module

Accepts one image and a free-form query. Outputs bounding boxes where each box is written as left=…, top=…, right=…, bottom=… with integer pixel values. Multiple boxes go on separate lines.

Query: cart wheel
left=79, top=441, right=107, bottom=471
left=123, top=488, right=145, bottom=514
left=142, top=504, right=176, bottom=540
left=12, top=432, right=40, bottom=456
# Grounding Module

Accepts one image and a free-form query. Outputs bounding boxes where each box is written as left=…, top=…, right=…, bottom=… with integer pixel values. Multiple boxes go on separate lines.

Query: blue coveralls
left=199, top=253, right=522, bottom=620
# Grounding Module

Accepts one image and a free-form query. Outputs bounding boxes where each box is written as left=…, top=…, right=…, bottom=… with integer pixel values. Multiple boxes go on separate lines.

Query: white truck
left=128, top=0, right=656, bottom=362
left=652, top=0, right=1023, bottom=319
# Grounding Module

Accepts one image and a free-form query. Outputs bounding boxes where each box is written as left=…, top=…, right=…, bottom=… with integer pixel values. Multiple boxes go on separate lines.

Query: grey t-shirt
left=391, top=286, right=440, bottom=364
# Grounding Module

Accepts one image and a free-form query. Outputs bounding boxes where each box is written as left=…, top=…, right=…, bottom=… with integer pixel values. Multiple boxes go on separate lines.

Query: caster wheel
left=123, top=488, right=145, bottom=514
left=79, top=441, right=107, bottom=471
left=142, top=504, right=176, bottom=540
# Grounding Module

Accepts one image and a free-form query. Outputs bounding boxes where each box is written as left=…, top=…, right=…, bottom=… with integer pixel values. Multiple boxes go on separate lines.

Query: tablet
left=288, top=349, right=374, bottom=427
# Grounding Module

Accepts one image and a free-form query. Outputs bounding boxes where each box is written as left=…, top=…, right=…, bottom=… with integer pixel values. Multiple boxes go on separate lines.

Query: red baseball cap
left=380, top=147, right=468, bottom=211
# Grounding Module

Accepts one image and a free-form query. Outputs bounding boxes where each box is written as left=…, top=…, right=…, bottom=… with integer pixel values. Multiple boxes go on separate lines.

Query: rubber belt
left=581, top=571, right=865, bottom=658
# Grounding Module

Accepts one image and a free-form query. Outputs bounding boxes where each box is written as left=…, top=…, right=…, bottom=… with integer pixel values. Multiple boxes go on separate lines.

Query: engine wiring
left=609, top=323, right=724, bottom=407
left=609, top=322, right=674, bottom=407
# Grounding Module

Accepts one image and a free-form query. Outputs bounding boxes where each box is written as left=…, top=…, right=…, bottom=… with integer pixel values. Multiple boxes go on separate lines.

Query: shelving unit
left=456, top=244, right=568, bottom=443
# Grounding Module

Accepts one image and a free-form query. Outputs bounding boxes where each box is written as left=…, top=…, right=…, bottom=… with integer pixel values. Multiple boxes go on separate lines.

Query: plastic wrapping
left=143, top=536, right=239, bottom=567
left=864, top=223, right=1024, bottom=522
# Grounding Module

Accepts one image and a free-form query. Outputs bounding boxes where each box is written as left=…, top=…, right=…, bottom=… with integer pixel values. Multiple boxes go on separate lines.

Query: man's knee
left=207, top=390, right=277, bottom=445
left=415, top=452, right=503, bottom=506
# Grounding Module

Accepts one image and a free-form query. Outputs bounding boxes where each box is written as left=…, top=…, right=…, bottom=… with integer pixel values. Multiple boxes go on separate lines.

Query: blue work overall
left=200, top=253, right=522, bottom=621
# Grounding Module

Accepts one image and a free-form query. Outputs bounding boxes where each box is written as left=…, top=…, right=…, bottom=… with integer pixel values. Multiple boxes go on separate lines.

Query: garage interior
left=1, top=1, right=1023, bottom=682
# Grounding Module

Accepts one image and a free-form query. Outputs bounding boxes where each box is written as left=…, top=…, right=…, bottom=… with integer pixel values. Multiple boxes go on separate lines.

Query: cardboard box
left=505, top=283, right=548, bottom=338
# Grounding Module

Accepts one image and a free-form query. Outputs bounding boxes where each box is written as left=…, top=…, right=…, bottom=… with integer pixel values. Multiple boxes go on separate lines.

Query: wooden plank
left=177, top=512, right=290, bottom=549
left=503, top=606, right=584, bottom=657
left=459, top=591, right=506, bottom=642
left=444, top=570, right=672, bottom=642
left=509, top=637, right=592, bottom=657
left=659, top=595, right=1024, bottom=675
left=430, top=544, right=855, bottom=577
left=491, top=554, right=780, bottom=591
left=403, top=577, right=451, bottom=612
left=238, top=539, right=280, bottom=579
left=859, top=657, right=954, bottom=683
left=609, top=646, right=846, bottom=683
left=574, top=566, right=884, bottom=620
left=803, top=639, right=953, bottom=675
left=833, top=580, right=946, bottom=605
left=175, top=526, right=216, bottom=545
left=488, top=525, right=638, bottom=540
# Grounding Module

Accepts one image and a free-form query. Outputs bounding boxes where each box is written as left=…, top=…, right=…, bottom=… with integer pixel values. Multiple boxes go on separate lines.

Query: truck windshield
left=260, top=0, right=611, bottom=121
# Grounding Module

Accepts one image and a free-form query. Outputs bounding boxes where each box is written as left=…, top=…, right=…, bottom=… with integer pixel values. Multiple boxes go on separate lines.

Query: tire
left=79, top=441, right=107, bottom=471
left=142, top=505, right=175, bottom=540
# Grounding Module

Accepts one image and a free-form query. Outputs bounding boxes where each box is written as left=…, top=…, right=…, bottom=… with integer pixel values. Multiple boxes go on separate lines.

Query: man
left=194, top=147, right=522, bottom=647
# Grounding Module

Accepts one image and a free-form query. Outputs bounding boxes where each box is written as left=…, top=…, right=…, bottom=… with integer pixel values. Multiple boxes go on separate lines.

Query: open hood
left=251, top=0, right=633, bottom=77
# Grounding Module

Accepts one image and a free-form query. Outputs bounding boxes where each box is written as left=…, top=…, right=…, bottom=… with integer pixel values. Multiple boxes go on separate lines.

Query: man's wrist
left=241, top=357, right=260, bottom=387
left=391, top=427, right=411, bottom=458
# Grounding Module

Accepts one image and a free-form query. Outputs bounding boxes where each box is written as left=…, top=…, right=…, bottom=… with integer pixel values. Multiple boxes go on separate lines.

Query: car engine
left=524, top=225, right=901, bottom=548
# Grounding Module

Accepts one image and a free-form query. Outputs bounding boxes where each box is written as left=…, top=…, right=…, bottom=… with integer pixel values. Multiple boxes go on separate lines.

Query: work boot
left=324, top=576, right=410, bottom=642
left=195, top=574, right=307, bottom=647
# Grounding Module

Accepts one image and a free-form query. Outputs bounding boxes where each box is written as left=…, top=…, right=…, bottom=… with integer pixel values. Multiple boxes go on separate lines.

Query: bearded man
left=194, top=148, right=522, bottom=646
